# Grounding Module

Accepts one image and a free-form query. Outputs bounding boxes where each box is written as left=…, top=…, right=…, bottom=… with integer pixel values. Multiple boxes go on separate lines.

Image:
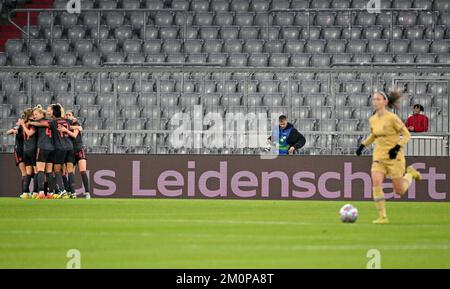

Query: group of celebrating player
left=7, top=103, right=90, bottom=199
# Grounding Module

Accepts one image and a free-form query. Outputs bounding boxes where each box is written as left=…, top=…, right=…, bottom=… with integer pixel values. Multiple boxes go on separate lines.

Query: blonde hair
left=21, top=108, right=34, bottom=122
left=32, top=106, right=47, bottom=119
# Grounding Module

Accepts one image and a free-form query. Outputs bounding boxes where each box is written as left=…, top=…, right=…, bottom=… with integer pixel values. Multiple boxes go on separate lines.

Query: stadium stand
left=0, top=0, right=449, bottom=154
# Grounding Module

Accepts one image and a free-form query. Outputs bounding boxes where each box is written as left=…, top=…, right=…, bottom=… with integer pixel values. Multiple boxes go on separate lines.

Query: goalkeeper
left=356, top=89, right=422, bottom=224
left=267, top=115, right=306, bottom=155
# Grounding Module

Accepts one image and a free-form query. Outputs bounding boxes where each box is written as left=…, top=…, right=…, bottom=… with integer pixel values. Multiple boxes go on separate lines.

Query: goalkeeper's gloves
left=356, top=144, right=365, bottom=156
left=388, top=144, right=401, bottom=159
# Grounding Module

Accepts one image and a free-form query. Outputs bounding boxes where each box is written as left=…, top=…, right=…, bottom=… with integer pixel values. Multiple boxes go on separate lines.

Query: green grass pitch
left=0, top=198, right=449, bottom=268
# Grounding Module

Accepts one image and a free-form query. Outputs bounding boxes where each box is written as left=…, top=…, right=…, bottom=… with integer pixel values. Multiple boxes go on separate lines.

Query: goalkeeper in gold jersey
left=356, top=88, right=422, bottom=224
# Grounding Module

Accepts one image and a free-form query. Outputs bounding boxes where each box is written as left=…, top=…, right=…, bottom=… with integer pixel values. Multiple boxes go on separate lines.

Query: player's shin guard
left=37, top=171, right=45, bottom=192
left=31, top=173, right=38, bottom=193
left=68, top=172, right=75, bottom=194
left=373, top=186, right=387, bottom=219
left=46, top=173, right=56, bottom=193
left=81, top=171, right=89, bottom=193
left=22, top=175, right=32, bottom=193
left=54, top=172, right=64, bottom=193
left=62, top=174, right=70, bottom=192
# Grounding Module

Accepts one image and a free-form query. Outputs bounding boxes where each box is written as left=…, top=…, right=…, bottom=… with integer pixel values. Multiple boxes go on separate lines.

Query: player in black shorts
left=18, top=108, right=39, bottom=199
left=28, top=107, right=56, bottom=199
left=64, top=111, right=90, bottom=199
left=47, top=104, right=76, bottom=199
left=6, top=116, right=26, bottom=198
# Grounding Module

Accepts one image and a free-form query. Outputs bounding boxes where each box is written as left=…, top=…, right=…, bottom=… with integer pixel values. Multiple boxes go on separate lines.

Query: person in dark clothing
left=267, top=115, right=306, bottom=155
left=18, top=108, right=38, bottom=198
left=27, top=106, right=55, bottom=199
left=6, top=115, right=26, bottom=198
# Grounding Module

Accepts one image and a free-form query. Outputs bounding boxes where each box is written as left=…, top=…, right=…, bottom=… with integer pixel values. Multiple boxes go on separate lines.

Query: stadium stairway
left=0, top=0, right=53, bottom=52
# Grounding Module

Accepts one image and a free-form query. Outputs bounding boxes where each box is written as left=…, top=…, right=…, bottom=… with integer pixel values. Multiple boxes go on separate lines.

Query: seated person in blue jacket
left=267, top=115, right=306, bottom=155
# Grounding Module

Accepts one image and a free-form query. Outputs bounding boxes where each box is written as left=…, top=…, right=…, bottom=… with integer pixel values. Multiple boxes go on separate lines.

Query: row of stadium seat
left=36, top=10, right=450, bottom=28
left=51, top=0, right=450, bottom=12
left=15, top=25, right=450, bottom=43
left=7, top=38, right=450, bottom=56
left=0, top=77, right=447, bottom=95
left=4, top=52, right=450, bottom=66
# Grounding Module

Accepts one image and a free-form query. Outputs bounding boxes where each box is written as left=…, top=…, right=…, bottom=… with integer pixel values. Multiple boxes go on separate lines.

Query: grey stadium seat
left=248, top=53, right=269, bottom=67
left=79, top=105, right=100, bottom=119
left=123, top=40, right=142, bottom=55
left=28, top=39, right=47, bottom=57
left=74, top=79, right=92, bottom=93
left=220, top=26, right=239, bottom=40
left=389, top=40, right=410, bottom=53
left=322, top=26, right=342, bottom=40
left=32, top=92, right=52, bottom=106
left=303, top=94, right=326, bottom=106
left=311, top=54, right=331, bottom=67
left=162, top=40, right=182, bottom=54
left=346, top=39, right=367, bottom=54
left=290, top=54, right=311, bottom=67
left=82, top=52, right=101, bottom=67
left=56, top=52, right=76, bottom=67
left=405, top=25, right=424, bottom=40
left=207, top=53, right=228, bottom=65
left=215, top=12, right=234, bottom=26
left=227, top=53, right=248, bottom=66
left=269, top=53, right=289, bottom=67
left=264, top=40, right=285, bottom=53
left=11, top=53, right=29, bottom=66
left=67, top=25, right=85, bottom=43
left=76, top=92, right=96, bottom=106
left=235, top=12, right=254, bottom=26
left=362, top=26, right=383, bottom=40
left=104, top=52, right=124, bottom=64
left=5, top=39, right=23, bottom=55
left=284, top=40, right=305, bottom=54
left=184, top=40, right=204, bottom=54
left=356, top=12, right=377, bottom=26
left=409, top=39, right=431, bottom=53
left=121, top=105, right=141, bottom=118
left=105, top=12, right=124, bottom=28
left=243, top=39, right=264, bottom=53
left=143, top=40, right=162, bottom=55
left=89, top=26, right=109, bottom=41
left=368, top=40, right=388, bottom=53
left=240, top=26, right=260, bottom=39
left=160, top=26, right=179, bottom=39
left=0, top=53, right=6, bottom=66
left=203, top=39, right=223, bottom=53
left=114, top=26, right=133, bottom=44
left=305, top=40, right=326, bottom=53
left=74, top=39, right=94, bottom=56
left=325, top=39, right=346, bottom=53
left=118, top=92, right=138, bottom=107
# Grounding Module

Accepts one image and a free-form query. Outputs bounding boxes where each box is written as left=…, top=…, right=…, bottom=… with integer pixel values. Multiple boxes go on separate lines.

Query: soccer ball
left=339, top=204, right=358, bottom=223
